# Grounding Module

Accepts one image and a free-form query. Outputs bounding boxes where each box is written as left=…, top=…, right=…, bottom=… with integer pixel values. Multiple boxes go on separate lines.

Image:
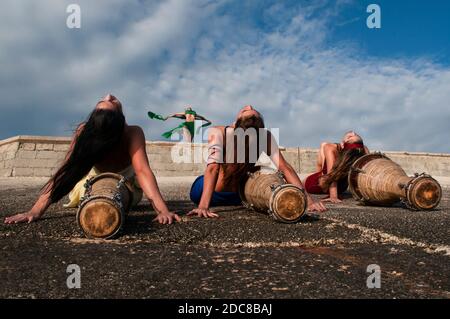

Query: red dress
left=305, top=166, right=328, bottom=194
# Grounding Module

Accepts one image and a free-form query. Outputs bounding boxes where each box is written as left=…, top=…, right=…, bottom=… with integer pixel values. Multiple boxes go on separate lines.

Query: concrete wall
left=0, top=136, right=70, bottom=178
left=1, top=135, right=449, bottom=178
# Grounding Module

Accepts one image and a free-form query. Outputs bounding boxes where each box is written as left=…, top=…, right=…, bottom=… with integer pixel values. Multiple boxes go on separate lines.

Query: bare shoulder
left=211, top=125, right=225, bottom=131
left=207, top=126, right=225, bottom=143
left=125, top=125, right=146, bottom=148
left=126, top=125, right=145, bottom=137
left=323, top=142, right=338, bottom=153
left=207, top=125, right=225, bottom=136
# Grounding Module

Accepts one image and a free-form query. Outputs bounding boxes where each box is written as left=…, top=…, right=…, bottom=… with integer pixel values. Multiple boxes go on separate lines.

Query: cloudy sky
left=0, top=0, right=449, bottom=153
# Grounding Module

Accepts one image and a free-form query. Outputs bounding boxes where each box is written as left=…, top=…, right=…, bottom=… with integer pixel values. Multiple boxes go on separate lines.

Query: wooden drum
left=348, top=153, right=441, bottom=210
left=239, top=170, right=307, bottom=223
left=76, top=173, right=133, bottom=239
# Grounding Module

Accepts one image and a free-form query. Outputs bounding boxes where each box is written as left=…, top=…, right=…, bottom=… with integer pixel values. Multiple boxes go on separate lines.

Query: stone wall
left=0, top=136, right=70, bottom=178
left=146, top=142, right=207, bottom=177
left=1, top=135, right=449, bottom=178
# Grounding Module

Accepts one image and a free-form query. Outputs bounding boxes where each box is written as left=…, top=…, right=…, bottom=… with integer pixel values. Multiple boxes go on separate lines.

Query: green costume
left=147, top=109, right=211, bottom=140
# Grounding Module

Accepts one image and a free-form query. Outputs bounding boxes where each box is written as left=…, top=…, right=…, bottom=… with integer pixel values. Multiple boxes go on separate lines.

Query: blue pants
left=190, top=175, right=242, bottom=207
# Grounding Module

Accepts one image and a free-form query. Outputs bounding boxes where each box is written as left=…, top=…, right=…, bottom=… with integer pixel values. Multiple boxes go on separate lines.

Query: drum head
left=77, top=199, right=123, bottom=239
left=271, top=185, right=306, bottom=223
left=348, top=153, right=389, bottom=201
left=407, top=176, right=442, bottom=210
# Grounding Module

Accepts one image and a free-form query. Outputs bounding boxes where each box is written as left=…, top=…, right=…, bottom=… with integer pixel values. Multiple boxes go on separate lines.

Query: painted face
left=236, top=105, right=260, bottom=122
left=342, top=130, right=362, bottom=144
left=96, top=94, right=123, bottom=113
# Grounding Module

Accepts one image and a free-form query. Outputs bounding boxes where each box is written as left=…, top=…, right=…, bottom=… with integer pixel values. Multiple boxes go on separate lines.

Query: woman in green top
left=148, top=106, right=211, bottom=142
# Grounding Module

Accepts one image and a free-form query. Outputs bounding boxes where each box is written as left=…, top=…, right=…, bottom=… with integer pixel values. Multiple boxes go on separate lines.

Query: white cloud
left=0, top=0, right=449, bottom=153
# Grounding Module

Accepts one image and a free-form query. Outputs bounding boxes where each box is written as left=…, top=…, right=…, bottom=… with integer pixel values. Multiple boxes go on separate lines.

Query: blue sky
left=331, top=0, right=450, bottom=65
left=0, top=0, right=449, bottom=153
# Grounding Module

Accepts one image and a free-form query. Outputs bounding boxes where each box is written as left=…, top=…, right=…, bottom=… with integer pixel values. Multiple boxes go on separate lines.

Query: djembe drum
left=239, top=169, right=307, bottom=223
left=76, top=173, right=133, bottom=239
left=348, top=153, right=441, bottom=210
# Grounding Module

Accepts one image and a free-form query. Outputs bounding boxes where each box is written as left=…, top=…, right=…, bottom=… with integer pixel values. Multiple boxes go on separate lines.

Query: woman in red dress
left=304, top=131, right=369, bottom=203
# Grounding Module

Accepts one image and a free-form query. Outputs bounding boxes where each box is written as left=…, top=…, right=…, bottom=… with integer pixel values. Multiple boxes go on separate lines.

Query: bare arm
left=267, top=130, right=327, bottom=212
left=186, top=164, right=220, bottom=218
left=129, top=127, right=180, bottom=224
left=322, top=144, right=341, bottom=203
left=198, top=164, right=219, bottom=209
left=4, top=124, right=83, bottom=224
left=187, top=127, right=222, bottom=218
left=3, top=184, right=53, bottom=224
left=317, top=142, right=333, bottom=172
left=271, top=147, right=327, bottom=213
left=167, top=113, right=186, bottom=120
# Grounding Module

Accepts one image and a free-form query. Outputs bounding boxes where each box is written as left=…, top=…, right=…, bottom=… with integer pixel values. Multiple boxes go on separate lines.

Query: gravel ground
left=0, top=177, right=449, bottom=299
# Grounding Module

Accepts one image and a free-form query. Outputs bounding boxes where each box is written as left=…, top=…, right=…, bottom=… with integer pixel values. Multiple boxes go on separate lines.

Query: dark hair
left=43, top=109, right=125, bottom=203
left=319, top=143, right=365, bottom=191
left=222, top=115, right=266, bottom=185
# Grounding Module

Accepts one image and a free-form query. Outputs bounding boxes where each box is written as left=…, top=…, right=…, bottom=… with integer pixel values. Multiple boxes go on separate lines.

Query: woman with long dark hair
left=304, top=131, right=370, bottom=203
left=188, top=105, right=327, bottom=218
left=4, top=94, right=180, bottom=225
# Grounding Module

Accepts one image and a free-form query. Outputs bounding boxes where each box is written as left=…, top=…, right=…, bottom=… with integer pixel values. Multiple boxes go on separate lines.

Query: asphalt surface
left=0, top=177, right=449, bottom=299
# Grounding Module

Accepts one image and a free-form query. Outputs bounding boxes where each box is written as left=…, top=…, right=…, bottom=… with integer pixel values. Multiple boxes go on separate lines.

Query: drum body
left=239, top=170, right=307, bottom=223
left=348, top=153, right=441, bottom=210
left=76, top=173, right=133, bottom=239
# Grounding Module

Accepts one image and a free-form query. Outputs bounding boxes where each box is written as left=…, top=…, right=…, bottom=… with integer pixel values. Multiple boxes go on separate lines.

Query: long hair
left=319, top=143, right=365, bottom=191
left=222, top=115, right=266, bottom=186
left=43, top=109, right=125, bottom=203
